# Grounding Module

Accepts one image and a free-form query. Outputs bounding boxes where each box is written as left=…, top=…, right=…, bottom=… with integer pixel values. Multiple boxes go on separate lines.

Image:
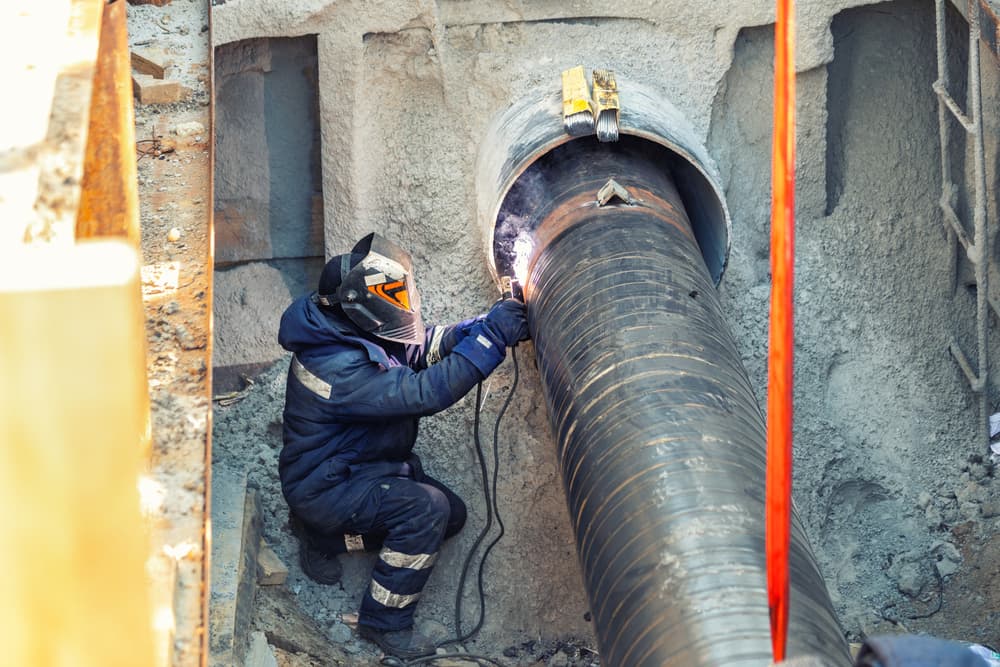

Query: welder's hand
left=440, top=314, right=485, bottom=352
left=482, top=299, right=530, bottom=347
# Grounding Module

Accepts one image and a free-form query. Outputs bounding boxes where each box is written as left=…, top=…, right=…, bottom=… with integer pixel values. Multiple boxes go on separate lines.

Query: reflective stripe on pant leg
left=369, top=579, right=421, bottom=608
left=365, top=547, right=438, bottom=608
left=379, top=547, right=437, bottom=570
left=359, top=479, right=451, bottom=631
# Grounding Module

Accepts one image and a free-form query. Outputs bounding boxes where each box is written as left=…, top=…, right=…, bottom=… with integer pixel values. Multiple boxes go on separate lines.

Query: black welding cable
left=379, top=384, right=508, bottom=667
left=475, top=347, right=518, bottom=615
left=440, top=344, right=520, bottom=650
left=445, top=381, right=494, bottom=646
left=400, top=652, right=507, bottom=667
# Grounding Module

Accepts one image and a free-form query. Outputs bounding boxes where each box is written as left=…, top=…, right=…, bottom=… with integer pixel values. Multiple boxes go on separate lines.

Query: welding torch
left=499, top=275, right=524, bottom=302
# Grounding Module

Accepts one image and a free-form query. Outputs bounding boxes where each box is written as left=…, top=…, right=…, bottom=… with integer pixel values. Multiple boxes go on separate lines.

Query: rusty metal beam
left=77, top=0, right=140, bottom=246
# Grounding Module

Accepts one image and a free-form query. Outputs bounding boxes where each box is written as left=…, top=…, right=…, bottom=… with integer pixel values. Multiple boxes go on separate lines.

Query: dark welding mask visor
left=334, top=233, right=424, bottom=344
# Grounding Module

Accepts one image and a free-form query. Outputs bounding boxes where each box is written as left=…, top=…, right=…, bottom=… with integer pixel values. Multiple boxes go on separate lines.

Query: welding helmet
left=315, top=233, right=424, bottom=344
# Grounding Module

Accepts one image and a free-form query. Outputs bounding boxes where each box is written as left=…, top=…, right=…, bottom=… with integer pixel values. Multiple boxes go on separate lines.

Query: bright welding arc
left=511, top=234, right=534, bottom=285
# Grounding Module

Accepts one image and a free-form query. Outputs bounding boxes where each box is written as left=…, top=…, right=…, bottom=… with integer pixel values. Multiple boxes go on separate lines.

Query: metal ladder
left=933, top=0, right=992, bottom=448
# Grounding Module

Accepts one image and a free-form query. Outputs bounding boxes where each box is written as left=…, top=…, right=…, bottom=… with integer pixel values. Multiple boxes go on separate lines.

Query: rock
left=968, top=463, right=990, bottom=481
left=936, top=558, right=960, bottom=578
left=950, top=521, right=976, bottom=538
left=548, top=650, right=570, bottom=667
left=960, top=501, right=981, bottom=520
left=175, top=324, right=204, bottom=351
left=929, top=540, right=962, bottom=577
left=917, top=491, right=932, bottom=510
left=925, top=504, right=943, bottom=527
left=168, top=227, right=182, bottom=242
left=956, top=481, right=985, bottom=505
left=981, top=501, right=1000, bottom=518
left=173, top=121, right=206, bottom=137
left=940, top=505, right=960, bottom=524
left=327, top=622, right=351, bottom=644
left=895, top=562, right=926, bottom=597
left=932, top=540, right=961, bottom=562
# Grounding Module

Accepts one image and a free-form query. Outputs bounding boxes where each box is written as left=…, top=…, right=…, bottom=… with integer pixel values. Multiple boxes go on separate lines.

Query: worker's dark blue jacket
left=277, top=293, right=503, bottom=532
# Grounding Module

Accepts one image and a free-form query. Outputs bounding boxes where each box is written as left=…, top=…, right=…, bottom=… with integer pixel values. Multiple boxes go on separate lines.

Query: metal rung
left=957, top=259, right=1000, bottom=319
left=933, top=80, right=976, bottom=131
left=940, top=199, right=973, bottom=252
left=950, top=339, right=986, bottom=391
left=962, top=273, right=999, bottom=323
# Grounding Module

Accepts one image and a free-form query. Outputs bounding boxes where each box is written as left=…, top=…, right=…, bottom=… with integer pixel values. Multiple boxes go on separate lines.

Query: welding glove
left=439, top=315, right=485, bottom=354
left=482, top=299, right=530, bottom=347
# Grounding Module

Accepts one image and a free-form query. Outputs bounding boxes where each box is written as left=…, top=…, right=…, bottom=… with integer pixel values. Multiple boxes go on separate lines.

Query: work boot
left=289, top=514, right=342, bottom=585
left=358, top=625, right=436, bottom=659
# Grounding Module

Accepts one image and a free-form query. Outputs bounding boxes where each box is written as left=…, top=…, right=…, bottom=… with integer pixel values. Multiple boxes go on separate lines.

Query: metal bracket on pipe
left=596, top=178, right=634, bottom=206
left=592, top=69, right=620, bottom=142
left=477, top=76, right=732, bottom=285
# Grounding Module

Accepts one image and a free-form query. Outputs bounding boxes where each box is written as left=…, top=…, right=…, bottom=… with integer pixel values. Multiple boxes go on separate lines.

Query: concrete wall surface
left=214, top=36, right=325, bottom=385
left=212, top=0, right=1000, bottom=658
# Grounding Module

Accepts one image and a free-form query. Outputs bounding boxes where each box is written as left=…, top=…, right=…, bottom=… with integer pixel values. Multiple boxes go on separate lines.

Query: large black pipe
left=499, top=139, right=849, bottom=666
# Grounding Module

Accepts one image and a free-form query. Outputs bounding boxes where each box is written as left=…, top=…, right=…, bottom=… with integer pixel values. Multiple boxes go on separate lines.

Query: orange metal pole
left=767, top=0, right=796, bottom=661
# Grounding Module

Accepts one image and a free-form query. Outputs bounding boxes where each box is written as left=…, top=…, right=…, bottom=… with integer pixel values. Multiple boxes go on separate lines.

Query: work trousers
left=304, top=474, right=466, bottom=631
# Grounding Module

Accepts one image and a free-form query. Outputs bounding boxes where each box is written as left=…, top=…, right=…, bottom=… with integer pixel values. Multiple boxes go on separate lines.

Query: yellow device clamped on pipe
left=562, top=66, right=595, bottom=137
left=592, top=69, right=620, bottom=142
left=499, top=275, right=523, bottom=302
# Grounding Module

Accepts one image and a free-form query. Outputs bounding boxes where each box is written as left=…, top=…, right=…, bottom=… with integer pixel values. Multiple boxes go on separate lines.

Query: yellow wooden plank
left=0, top=240, right=154, bottom=667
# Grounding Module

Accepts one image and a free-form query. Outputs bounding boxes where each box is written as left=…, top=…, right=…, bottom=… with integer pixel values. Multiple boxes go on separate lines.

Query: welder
left=277, top=232, right=528, bottom=659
